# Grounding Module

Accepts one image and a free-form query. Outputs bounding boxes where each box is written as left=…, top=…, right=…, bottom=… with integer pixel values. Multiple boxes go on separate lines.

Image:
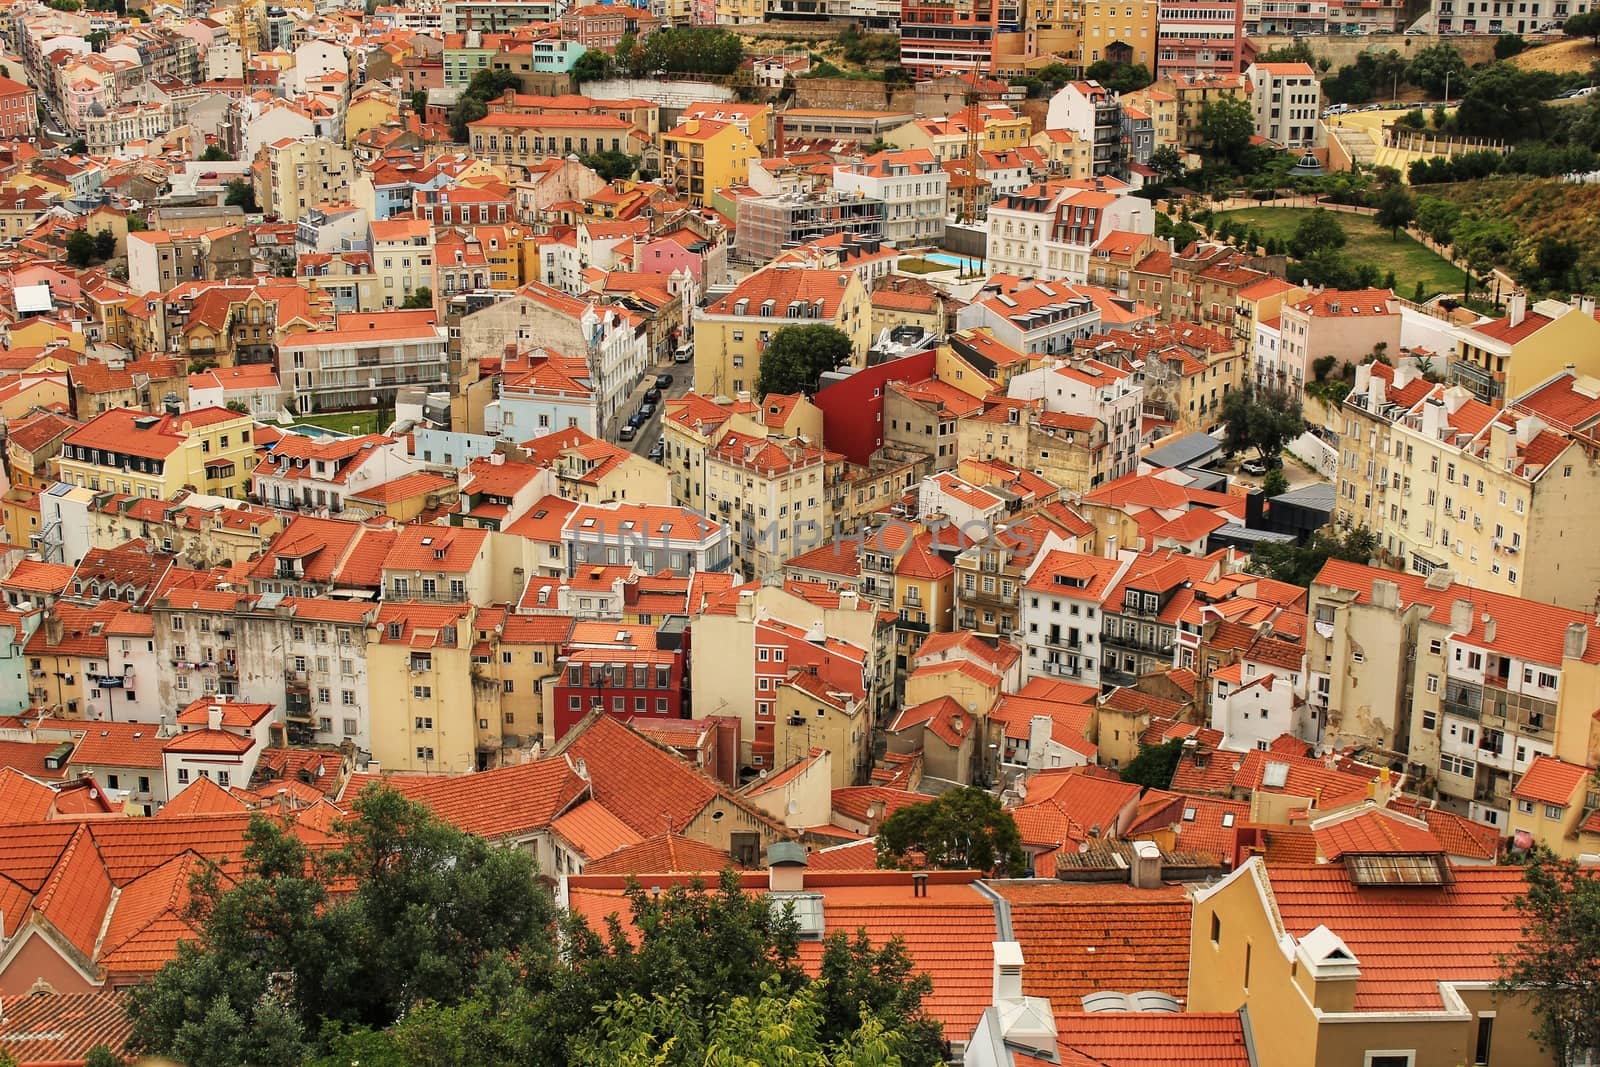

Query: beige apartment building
left=692, top=267, right=872, bottom=399
left=1332, top=362, right=1600, bottom=609
left=254, top=136, right=356, bottom=224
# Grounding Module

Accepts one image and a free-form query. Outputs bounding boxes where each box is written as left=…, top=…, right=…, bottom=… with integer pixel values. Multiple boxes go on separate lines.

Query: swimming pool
left=922, top=252, right=985, bottom=269
left=284, top=423, right=351, bottom=439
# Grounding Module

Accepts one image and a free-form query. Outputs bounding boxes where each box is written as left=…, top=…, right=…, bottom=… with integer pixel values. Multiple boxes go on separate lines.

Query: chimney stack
left=766, top=841, right=808, bottom=892
left=207, top=703, right=223, bottom=731
left=992, top=941, right=1025, bottom=1003
left=1508, top=291, right=1527, bottom=328
left=1564, top=621, right=1589, bottom=661
left=1131, top=839, right=1162, bottom=889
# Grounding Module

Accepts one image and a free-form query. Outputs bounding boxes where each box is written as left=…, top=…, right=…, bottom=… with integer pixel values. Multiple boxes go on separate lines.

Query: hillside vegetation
left=1426, top=178, right=1600, bottom=289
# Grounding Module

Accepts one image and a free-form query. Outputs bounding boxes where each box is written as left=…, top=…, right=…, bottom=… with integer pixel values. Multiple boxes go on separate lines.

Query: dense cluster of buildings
left=0, top=1, right=1593, bottom=1064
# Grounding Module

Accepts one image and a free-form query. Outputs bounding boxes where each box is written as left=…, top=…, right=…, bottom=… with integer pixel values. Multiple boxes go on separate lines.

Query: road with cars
left=613, top=352, right=695, bottom=461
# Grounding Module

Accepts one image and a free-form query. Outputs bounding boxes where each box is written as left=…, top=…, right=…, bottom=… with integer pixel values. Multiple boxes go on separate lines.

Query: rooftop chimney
left=1508, top=291, right=1527, bottom=328
left=1565, top=622, right=1589, bottom=661
left=1131, top=839, right=1162, bottom=889
left=992, top=941, right=1026, bottom=1002
left=207, top=703, right=223, bottom=731
left=766, top=841, right=808, bottom=892
left=1450, top=598, right=1474, bottom=634
left=1480, top=613, right=1497, bottom=644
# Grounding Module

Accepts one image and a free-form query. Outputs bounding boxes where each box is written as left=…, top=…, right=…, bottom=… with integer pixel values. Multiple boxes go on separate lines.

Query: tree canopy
left=1287, top=209, right=1347, bottom=260
left=449, top=68, right=523, bottom=143
left=1374, top=184, right=1415, bottom=239
left=1198, top=95, right=1254, bottom=167
left=1405, top=43, right=1470, bottom=98
left=1219, top=385, right=1304, bottom=461
left=877, top=786, right=1028, bottom=876
left=1498, top=847, right=1600, bottom=1067
left=128, top=786, right=944, bottom=1067
left=755, top=323, right=854, bottom=396
left=583, top=149, right=639, bottom=181
left=223, top=179, right=257, bottom=213
left=1119, top=738, right=1184, bottom=790
left=1248, top=525, right=1378, bottom=586
left=1084, top=60, right=1153, bottom=93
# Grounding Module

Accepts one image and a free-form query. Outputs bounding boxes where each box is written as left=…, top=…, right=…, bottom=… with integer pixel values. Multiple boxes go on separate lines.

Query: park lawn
left=896, top=257, right=952, bottom=275
left=293, top=410, right=381, bottom=435
left=1217, top=207, right=1463, bottom=299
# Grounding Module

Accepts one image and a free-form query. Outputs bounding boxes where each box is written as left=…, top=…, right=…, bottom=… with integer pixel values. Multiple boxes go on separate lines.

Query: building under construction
left=735, top=190, right=887, bottom=264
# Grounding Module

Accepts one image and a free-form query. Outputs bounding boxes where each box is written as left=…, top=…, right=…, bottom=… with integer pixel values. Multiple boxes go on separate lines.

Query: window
left=415, top=716, right=433, bottom=730
left=1546, top=804, right=1565, bottom=819
left=503, top=679, right=514, bottom=693
left=1426, top=675, right=1439, bottom=693
left=1422, top=709, right=1437, bottom=731
left=1517, top=799, right=1534, bottom=814
left=416, top=747, right=435, bottom=761
left=218, top=771, right=230, bottom=787
left=1364, top=1055, right=1415, bottom=1067
left=1209, top=912, right=1221, bottom=945
left=413, top=685, right=432, bottom=699
left=177, top=768, right=190, bottom=784
left=1473, top=1014, right=1493, bottom=1066
left=343, top=717, right=358, bottom=735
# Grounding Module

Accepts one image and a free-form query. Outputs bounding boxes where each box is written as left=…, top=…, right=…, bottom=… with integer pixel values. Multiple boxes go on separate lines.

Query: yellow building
left=1074, top=0, right=1159, bottom=69
left=1029, top=128, right=1093, bottom=179
left=681, top=101, right=774, bottom=153
left=714, top=0, right=765, bottom=24
left=773, top=672, right=871, bottom=789
left=660, top=117, right=761, bottom=207
left=705, top=430, right=840, bottom=579
left=1334, top=363, right=1600, bottom=610
left=1449, top=293, right=1600, bottom=406
left=1190, top=856, right=1552, bottom=1067
left=1121, top=86, right=1179, bottom=148
left=57, top=406, right=257, bottom=500
left=368, top=217, right=436, bottom=309
left=254, top=136, right=356, bottom=224
left=1508, top=754, right=1599, bottom=858
left=344, top=85, right=399, bottom=148
left=1233, top=276, right=1303, bottom=353
left=23, top=601, right=122, bottom=718
left=693, top=267, right=872, bottom=398
left=9, top=317, right=86, bottom=355
left=367, top=603, right=483, bottom=773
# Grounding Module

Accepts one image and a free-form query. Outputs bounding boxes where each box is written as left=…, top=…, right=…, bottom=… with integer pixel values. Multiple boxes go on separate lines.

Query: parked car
left=647, top=440, right=665, bottom=462
left=639, top=401, right=656, bottom=419
left=644, top=387, right=662, bottom=403
left=1241, top=460, right=1268, bottom=476
left=673, top=344, right=693, bottom=363
left=619, top=423, right=638, bottom=441
left=655, top=373, right=674, bottom=389
left=627, top=411, right=644, bottom=429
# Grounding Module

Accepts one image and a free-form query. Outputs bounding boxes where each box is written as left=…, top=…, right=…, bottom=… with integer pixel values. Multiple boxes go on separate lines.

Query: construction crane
left=226, top=0, right=257, bottom=75
left=960, top=58, right=991, bottom=224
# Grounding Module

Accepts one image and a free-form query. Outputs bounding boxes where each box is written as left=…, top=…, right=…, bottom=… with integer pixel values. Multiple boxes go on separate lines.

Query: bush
left=1494, top=33, right=1529, bottom=59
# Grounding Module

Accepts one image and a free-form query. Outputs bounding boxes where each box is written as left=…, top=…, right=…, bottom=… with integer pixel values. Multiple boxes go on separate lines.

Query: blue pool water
left=923, top=252, right=984, bottom=269
left=285, top=424, right=350, bottom=439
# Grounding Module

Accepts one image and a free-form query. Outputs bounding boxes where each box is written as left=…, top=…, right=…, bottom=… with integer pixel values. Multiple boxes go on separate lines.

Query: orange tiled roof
left=550, top=798, right=644, bottom=860
left=1055, top=1013, right=1251, bottom=1066
left=582, top=832, right=735, bottom=874
left=997, top=881, right=1192, bottom=1010
left=1511, top=754, right=1592, bottom=806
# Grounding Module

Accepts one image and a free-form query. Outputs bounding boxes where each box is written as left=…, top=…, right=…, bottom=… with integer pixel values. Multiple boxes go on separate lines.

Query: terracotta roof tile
left=1512, top=754, right=1592, bottom=806
left=1055, top=1013, right=1251, bottom=1066
left=550, top=798, right=644, bottom=860
left=0, top=989, right=132, bottom=1065
left=582, top=833, right=735, bottom=874
left=997, top=881, right=1192, bottom=1009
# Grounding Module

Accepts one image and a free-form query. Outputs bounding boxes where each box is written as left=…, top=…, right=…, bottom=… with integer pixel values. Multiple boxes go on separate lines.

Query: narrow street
left=606, top=354, right=695, bottom=458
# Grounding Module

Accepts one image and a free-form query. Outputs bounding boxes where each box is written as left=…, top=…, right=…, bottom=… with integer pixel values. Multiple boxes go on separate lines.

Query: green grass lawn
left=293, top=410, right=382, bottom=435
left=1217, top=207, right=1464, bottom=300
left=896, top=257, right=953, bottom=275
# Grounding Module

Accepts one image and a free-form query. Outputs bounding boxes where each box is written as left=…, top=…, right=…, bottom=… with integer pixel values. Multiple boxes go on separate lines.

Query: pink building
left=1156, top=0, right=1248, bottom=77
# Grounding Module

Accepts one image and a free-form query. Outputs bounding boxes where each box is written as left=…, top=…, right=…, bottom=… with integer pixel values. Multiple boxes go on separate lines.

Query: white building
left=563, top=501, right=732, bottom=575
left=1019, top=548, right=1132, bottom=686
left=957, top=279, right=1106, bottom=357
left=1007, top=356, right=1143, bottom=480
left=252, top=432, right=423, bottom=514
left=833, top=148, right=949, bottom=248
left=1044, top=80, right=1125, bottom=178
left=1246, top=62, right=1321, bottom=148
left=276, top=310, right=449, bottom=415
left=985, top=177, right=1152, bottom=283
left=161, top=696, right=276, bottom=797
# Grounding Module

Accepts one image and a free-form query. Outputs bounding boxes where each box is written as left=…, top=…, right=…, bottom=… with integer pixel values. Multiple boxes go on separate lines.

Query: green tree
left=1374, top=183, right=1415, bottom=239
left=1565, top=10, right=1600, bottom=44
left=93, top=227, right=115, bottom=261
left=410, top=89, right=429, bottom=114
left=1084, top=59, right=1152, bottom=93
left=1261, top=467, right=1290, bottom=497
left=65, top=228, right=96, bottom=268
left=1405, top=43, right=1470, bottom=98
left=1254, top=40, right=1316, bottom=64
left=1497, top=847, right=1600, bottom=1067
left=1148, top=144, right=1185, bottom=184
left=1455, top=63, right=1562, bottom=142
left=127, top=787, right=553, bottom=1064
left=1248, top=525, right=1378, bottom=586
left=200, top=143, right=230, bottom=161
left=1219, top=385, right=1304, bottom=460
left=448, top=68, right=523, bottom=142
left=570, top=48, right=610, bottom=85
left=224, top=179, right=257, bottom=212
left=582, top=149, right=638, bottom=181
left=1414, top=195, right=1460, bottom=244
left=1198, top=95, right=1254, bottom=166
left=755, top=323, right=853, bottom=396
left=402, top=286, right=433, bottom=309
left=1035, top=61, right=1072, bottom=88
left=1536, top=237, right=1581, bottom=289
left=1495, top=33, right=1530, bottom=59
left=877, top=786, right=1027, bottom=875
left=816, top=930, right=942, bottom=1065
left=82, top=1047, right=122, bottom=1067
left=1119, top=738, right=1184, bottom=790
left=1288, top=209, right=1347, bottom=259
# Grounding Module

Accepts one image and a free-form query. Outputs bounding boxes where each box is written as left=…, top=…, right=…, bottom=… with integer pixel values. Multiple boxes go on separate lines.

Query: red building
left=0, top=75, right=38, bottom=140
left=549, top=642, right=687, bottom=743
left=557, top=4, right=662, bottom=51
left=812, top=348, right=935, bottom=466
left=899, top=0, right=1017, bottom=77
